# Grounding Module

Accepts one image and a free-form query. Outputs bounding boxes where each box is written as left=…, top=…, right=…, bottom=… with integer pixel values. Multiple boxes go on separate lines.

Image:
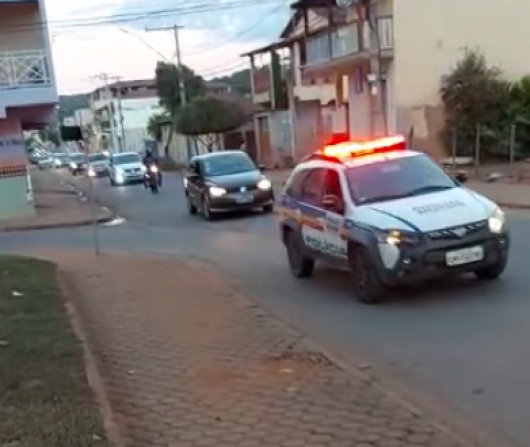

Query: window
left=345, top=154, right=456, bottom=205
left=201, top=153, right=256, bottom=176
left=323, top=169, right=345, bottom=214
left=285, top=170, right=308, bottom=199
left=300, top=168, right=326, bottom=206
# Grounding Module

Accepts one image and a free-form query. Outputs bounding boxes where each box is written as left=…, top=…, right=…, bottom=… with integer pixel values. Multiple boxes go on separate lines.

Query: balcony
left=0, top=50, right=57, bottom=116
left=303, top=16, right=393, bottom=72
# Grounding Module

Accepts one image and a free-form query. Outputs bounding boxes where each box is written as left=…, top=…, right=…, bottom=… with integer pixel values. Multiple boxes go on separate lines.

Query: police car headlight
left=209, top=186, right=227, bottom=197
left=87, top=167, right=95, bottom=177
left=376, top=229, right=420, bottom=246
left=488, top=207, right=505, bottom=233
left=257, top=178, right=272, bottom=190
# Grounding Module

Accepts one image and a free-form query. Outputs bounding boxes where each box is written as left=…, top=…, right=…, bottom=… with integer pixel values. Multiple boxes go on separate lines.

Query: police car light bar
left=322, top=135, right=406, bottom=158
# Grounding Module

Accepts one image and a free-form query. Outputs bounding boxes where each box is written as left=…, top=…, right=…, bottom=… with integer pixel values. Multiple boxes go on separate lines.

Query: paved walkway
left=268, top=170, right=530, bottom=209
left=0, top=170, right=113, bottom=231
left=44, top=250, right=489, bottom=447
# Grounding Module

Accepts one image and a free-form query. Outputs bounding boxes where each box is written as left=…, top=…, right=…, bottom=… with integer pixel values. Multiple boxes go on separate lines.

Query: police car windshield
left=202, top=153, right=256, bottom=176
left=346, top=154, right=456, bottom=205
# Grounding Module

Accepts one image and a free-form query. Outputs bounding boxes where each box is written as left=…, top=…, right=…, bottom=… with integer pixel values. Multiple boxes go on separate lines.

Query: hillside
left=59, top=94, right=89, bottom=116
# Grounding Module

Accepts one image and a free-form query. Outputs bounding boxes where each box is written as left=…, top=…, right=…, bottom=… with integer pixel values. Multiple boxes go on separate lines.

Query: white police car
left=277, top=135, right=510, bottom=304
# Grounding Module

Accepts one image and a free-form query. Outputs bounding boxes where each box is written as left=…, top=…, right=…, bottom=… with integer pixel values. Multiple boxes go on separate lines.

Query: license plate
left=446, top=246, right=484, bottom=266
left=236, top=193, right=254, bottom=203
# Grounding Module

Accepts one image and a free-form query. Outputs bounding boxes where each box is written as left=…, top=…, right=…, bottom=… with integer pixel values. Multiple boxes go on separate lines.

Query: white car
left=277, top=135, right=510, bottom=304
left=86, top=152, right=110, bottom=177
left=109, top=152, right=145, bottom=186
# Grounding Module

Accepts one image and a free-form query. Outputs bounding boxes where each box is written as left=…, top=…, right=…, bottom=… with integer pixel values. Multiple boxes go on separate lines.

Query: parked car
left=109, top=152, right=145, bottom=186
left=86, top=152, right=110, bottom=177
left=68, top=153, right=87, bottom=175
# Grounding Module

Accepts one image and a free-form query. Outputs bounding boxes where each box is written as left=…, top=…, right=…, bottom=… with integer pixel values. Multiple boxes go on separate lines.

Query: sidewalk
left=268, top=170, right=530, bottom=209
left=40, top=250, right=493, bottom=447
left=0, top=170, right=113, bottom=231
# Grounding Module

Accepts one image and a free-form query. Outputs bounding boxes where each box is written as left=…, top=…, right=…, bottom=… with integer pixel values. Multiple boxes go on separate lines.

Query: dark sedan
left=184, top=150, right=274, bottom=220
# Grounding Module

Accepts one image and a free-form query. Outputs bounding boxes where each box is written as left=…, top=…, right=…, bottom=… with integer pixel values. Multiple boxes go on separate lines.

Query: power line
left=182, top=1, right=288, bottom=55
left=0, top=0, right=284, bottom=35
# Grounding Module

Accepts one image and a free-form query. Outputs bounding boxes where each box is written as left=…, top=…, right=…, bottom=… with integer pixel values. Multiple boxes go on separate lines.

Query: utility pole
left=146, top=24, right=191, bottom=159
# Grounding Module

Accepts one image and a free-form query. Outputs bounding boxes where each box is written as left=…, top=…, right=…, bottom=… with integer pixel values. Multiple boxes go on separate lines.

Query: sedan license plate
left=445, top=246, right=484, bottom=266
left=236, top=193, right=254, bottom=204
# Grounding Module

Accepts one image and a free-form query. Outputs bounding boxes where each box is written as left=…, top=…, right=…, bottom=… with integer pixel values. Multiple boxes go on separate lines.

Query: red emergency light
left=322, top=135, right=406, bottom=159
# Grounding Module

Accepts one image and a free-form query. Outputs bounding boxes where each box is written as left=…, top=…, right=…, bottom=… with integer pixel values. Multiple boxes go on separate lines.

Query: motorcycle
left=144, top=164, right=161, bottom=193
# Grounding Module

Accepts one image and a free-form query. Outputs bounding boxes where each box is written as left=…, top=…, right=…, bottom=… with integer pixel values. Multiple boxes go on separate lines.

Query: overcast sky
left=46, top=0, right=289, bottom=93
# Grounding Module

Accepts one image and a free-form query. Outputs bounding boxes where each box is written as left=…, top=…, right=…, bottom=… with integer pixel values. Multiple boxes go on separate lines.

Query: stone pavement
left=0, top=169, right=113, bottom=231
left=268, top=170, right=530, bottom=209
left=45, top=250, right=489, bottom=447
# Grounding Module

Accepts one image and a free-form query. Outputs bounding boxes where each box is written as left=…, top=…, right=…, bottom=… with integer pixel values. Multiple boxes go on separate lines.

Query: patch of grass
left=0, top=256, right=109, bottom=447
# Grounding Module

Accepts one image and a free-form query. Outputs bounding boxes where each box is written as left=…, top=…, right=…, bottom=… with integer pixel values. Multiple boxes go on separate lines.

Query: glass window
left=300, top=168, right=326, bottom=206
left=345, top=154, right=456, bottom=205
left=202, top=152, right=256, bottom=176
left=113, top=153, right=140, bottom=165
left=285, top=170, right=308, bottom=199
left=88, top=153, right=107, bottom=162
left=69, top=154, right=85, bottom=163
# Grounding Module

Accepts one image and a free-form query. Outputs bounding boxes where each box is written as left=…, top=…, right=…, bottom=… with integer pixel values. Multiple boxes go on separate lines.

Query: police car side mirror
left=322, top=194, right=343, bottom=212
left=455, top=171, right=468, bottom=183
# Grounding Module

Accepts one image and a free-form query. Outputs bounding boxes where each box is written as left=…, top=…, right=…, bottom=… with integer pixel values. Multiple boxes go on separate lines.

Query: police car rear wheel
left=350, top=248, right=385, bottom=304
left=286, top=231, right=314, bottom=278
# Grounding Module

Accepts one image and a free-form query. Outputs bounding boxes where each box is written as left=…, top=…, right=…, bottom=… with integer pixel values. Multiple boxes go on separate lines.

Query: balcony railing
left=0, top=50, right=52, bottom=89
left=304, top=17, right=393, bottom=66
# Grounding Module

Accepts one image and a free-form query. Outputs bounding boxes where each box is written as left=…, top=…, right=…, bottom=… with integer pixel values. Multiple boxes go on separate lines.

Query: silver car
left=86, top=152, right=110, bottom=177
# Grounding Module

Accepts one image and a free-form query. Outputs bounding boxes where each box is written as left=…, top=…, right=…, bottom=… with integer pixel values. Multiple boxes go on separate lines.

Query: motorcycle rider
left=142, top=149, right=162, bottom=187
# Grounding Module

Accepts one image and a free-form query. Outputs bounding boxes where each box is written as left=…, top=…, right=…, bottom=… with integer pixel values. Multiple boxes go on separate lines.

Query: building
left=0, top=0, right=57, bottom=220
left=243, top=7, right=352, bottom=167
left=90, top=79, right=159, bottom=153
left=283, top=0, right=530, bottom=159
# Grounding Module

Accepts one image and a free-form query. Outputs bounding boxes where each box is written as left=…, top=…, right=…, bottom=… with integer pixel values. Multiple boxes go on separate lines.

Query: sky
left=47, top=0, right=290, bottom=94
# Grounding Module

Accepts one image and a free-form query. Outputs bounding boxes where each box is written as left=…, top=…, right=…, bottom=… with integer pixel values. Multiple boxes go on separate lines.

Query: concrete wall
left=0, top=2, right=44, bottom=51
left=0, top=111, right=33, bottom=220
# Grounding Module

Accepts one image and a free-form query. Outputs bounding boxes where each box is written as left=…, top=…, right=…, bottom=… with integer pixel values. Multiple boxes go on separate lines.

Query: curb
left=497, top=201, right=530, bottom=210
left=0, top=210, right=115, bottom=233
left=58, top=269, right=126, bottom=447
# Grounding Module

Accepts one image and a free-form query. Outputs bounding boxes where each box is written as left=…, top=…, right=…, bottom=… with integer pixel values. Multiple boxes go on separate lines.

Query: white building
left=0, top=0, right=57, bottom=220
left=90, top=79, right=158, bottom=153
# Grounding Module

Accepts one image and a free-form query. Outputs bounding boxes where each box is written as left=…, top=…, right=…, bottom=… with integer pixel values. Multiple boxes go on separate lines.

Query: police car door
left=320, top=168, right=348, bottom=259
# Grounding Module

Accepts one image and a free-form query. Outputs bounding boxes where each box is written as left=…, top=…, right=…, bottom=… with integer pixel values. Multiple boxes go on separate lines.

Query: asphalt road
left=8, top=169, right=530, bottom=446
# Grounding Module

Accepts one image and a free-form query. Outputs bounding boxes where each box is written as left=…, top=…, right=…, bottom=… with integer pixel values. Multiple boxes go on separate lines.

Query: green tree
left=175, top=96, right=246, bottom=153
left=439, top=48, right=511, bottom=157
left=147, top=112, right=171, bottom=142
left=154, top=61, right=206, bottom=155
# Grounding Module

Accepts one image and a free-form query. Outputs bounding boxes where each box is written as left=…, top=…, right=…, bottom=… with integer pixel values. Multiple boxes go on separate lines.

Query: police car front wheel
left=349, top=247, right=386, bottom=304
left=474, top=257, right=507, bottom=280
left=286, top=231, right=314, bottom=278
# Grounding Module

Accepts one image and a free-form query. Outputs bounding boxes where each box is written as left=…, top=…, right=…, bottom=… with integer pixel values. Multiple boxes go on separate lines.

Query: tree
left=175, top=96, right=246, bottom=152
left=154, top=62, right=206, bottom=155
left=439, top=48, right=511, bottom=157
left=147, top=112, right=171, bottom=142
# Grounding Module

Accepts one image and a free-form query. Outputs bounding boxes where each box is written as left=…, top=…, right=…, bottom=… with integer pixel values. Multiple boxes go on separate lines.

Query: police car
left=277, top=135, right=510, bottom=304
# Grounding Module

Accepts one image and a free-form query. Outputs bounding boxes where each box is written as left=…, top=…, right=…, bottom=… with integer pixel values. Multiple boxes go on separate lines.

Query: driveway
left=11, top=169, right=530, bottom=446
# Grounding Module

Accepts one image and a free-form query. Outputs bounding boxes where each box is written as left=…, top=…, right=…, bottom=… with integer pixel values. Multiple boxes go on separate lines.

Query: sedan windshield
left=70, top=154, right=85, bottom=163
left=345, top=154, right=456, bottom=205
left=113, top=154, right=140, bottom=165
left=202, top=153, right=256, bottom=176
left=89, top=153, right=107, bottom=162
